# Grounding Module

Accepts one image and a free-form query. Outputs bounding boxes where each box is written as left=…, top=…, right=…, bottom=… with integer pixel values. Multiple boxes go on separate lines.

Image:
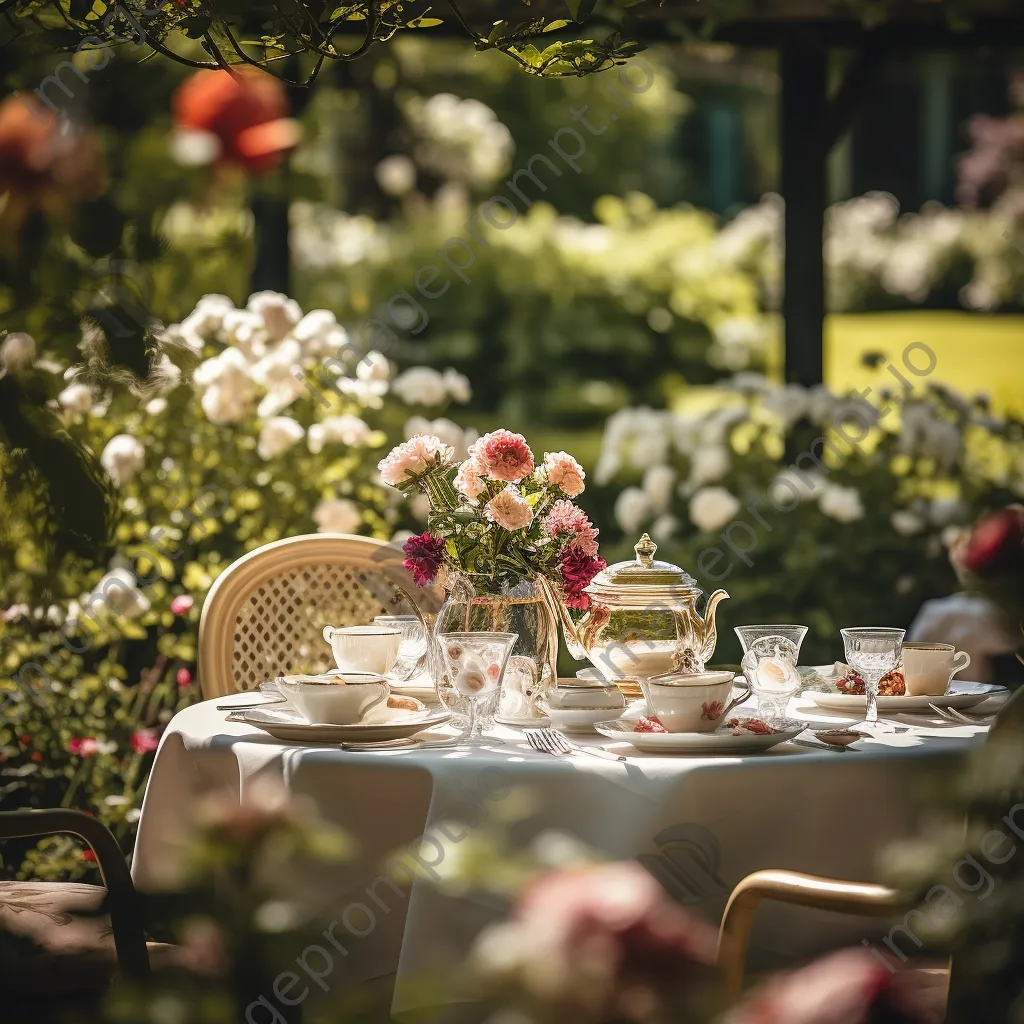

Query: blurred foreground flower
left=470, top=861, right=718, bottom=1023
left=172, top=69, right=300, bottom=173
left=724, top=949, right=936, bottom=1024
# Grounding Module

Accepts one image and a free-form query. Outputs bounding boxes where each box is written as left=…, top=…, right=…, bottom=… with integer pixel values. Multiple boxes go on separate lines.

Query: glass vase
left=431, top=574, right=558, bottom=728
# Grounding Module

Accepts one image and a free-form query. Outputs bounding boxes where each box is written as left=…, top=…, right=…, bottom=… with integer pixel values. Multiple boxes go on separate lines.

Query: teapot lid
left=587, top=534, right=701, bottom=598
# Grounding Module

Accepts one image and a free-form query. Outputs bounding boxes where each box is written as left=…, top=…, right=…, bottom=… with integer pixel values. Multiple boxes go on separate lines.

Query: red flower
left=402, top=531, right=446, bottom=587
left=172, top=68, right=300, bottom=173
left=634, top=716, right=666, bottom=733
left=725, top=948, right=931, bottom=1024
left=558, top=547, right=606, bottom=610
left=131, top=730, right=160, bottom=754
left=0, top=96, right=107, bottom=206
left=956, top=506, right=1024, bottom=576
left=176, top=667, right=192, bottom=688
left=81, top=849, right=97, bottom=862
left=19, top=734, right=30, bottom=745
left=170, top=595, right=194, bottom=615
left=68, top=738, right=99, bottom=756
left=701, top=700, right=725, bottom=721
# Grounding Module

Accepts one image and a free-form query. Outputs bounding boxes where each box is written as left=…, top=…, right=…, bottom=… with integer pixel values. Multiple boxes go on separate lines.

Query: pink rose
left=131, top=730, right=160, bottom=754
left=176, top=667, right=192, bottom=688
left=484, top=486, right=534, bottom=532
left=68, top=738, right=100, bottom=756
left=170, top=595, right=194, bottom=615
left=454, top=456, right=486, bottom=500
left=543, top=450, right=586, bottom=497
left=473, top=429, right=535, bottom=482
left=378, top=434, right=454, bottom=487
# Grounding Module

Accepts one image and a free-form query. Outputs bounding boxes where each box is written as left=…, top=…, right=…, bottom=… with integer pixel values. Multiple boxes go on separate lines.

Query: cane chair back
left=197, top=534, right=442, bottom=699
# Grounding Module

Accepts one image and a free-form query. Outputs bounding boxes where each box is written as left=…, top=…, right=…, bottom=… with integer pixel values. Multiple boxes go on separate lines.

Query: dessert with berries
left=725, top=717, right=776, bottom=735
left=834, top=667, right=905, bottom=696
left=634, top=716, right=667, bottom=733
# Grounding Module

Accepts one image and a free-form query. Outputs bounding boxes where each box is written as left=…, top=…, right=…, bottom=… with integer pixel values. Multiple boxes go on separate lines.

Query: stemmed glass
left=841, top=627, right=905, bottom=726
left=735, top=625, right=808, bottom=720
left=438, top=632, right=517, bottom=744
left=374, top=615, right=428, bottom=682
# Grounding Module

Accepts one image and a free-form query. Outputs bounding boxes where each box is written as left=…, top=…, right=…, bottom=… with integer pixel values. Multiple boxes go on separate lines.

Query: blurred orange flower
left=171, top=68, right=300, bottom=173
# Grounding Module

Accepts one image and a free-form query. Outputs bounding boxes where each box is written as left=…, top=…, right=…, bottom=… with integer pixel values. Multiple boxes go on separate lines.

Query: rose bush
left=0, top=291, right=471, bottom=879
left=594, top=375, right=1024, bottom=665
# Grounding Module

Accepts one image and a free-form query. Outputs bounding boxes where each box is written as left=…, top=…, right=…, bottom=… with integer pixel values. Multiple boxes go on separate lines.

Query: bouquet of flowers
left=378, top=429, right=605, bottom=606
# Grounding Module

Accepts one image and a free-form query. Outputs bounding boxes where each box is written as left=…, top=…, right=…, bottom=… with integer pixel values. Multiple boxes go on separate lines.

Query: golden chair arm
left=717, top=868, right=900, bottom=1000
left=0, top=808, right=150, bottom=978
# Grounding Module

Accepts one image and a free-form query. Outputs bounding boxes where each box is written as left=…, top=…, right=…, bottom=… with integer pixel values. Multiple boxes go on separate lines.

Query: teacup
left=277, top=673, right=389, bottom=725
left=640, top=671, right=749, bottom=733
left=322, top=624, right=401, bottom=675
left=900, top=643, right=971, bottom=697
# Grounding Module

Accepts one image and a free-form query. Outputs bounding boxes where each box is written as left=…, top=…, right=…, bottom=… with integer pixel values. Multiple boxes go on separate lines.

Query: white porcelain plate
left=539, top=703, right=624, bottom=733
left=241, top=705, right=450, bottom=743
left=216, top=690, right=285, bottom=708
left=802, top=680, right=1006, bottom=714
left=593, top=716, right=804, bottom=755
left=325, top=667, right=438, bottom=701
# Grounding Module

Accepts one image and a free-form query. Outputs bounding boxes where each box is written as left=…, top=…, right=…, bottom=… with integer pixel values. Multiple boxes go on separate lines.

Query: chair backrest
left=197, top=533, right=443, bottom=698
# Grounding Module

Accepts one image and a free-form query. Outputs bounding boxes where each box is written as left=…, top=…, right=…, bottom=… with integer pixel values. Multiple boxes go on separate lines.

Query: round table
left=132, top=694, right=994, bottom=1020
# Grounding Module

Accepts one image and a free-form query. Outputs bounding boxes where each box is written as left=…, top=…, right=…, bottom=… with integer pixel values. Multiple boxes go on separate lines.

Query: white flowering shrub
left=595, top=376, right=1024, bottom=664
left=722, top=191, right=1024, bottom=313
left=0, top=292, right=471, bottom=878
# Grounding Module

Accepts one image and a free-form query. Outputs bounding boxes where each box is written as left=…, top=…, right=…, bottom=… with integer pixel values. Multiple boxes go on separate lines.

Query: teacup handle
left=950, top=651, right=971, bottom=677
left=322, top=625, right=335, bottom=644
left=365, top=682, right=389, bottom=716
left=721, top=678, right=752, bottom=719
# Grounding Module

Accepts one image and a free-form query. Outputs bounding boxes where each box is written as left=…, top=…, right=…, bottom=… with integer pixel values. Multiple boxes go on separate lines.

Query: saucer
left=242, top=705, right=450, bottom=743
left=593, top=716, right=803, bottom=754
left=802, top=680, right=1005, bottom=714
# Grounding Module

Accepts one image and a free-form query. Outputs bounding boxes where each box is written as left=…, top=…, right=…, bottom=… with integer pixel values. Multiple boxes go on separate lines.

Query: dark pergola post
left=780, top=32, right=827, bottom=387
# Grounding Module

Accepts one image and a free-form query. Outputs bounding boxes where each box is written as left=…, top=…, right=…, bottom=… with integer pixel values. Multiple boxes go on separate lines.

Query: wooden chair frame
left=0, top=809, right=150, bottom=979
left=716, top=687, right=1024, bottom=1005
left=197, top=533, right=442, bottom=699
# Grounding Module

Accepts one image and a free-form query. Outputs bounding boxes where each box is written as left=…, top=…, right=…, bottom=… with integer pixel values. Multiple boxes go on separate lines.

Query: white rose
left=193, top=347, right=256, bottom=424
left=336, top=376, right=387, bottom=409
left=768, top=468, right=823, bottom=508
left=688, top=487, right=741, bottom=534
left=247, top=291, right=302, bottom=343
left=85, top=568, right=150, bottom=620
left=391, top=367, right=447, bottom=406
left=178, top=294, right=235, bottom=344
left=891, top=510, right=924, bottom=536
left=292, top=309, right=347, bottom=359
left=689, top=445, right=730, bottom=486
left=614, top=487, right=653, bottom=535
left=257, top=417, right=305, bottom=460
left=356, top=351, right=391, bottom=382
left=1, top=332, right=36, bottom=375
left=651, top=513, right=680, bottom=539
left=642, top=464, right=676, bottom=514
left=307, top=415, right=372, bottom=454
left=375, top=154, right=417, bottom=196
left=100, top=434, right=145, bottom=487
left=221, top=309, right=267, bottom=360
left=313, top=497, right=362, bottom=534
left=251, top=339, right=307, bottom=418
left=145, top=398, right=167, bottom=416
left=442, top=367, right=472, bottom=404
left=818, top=484, right=864, bottom=523
left=58, top=382, right=94, bottom=414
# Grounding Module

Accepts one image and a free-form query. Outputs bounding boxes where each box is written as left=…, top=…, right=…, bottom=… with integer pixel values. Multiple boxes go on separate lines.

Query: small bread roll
left=387, top=694, right=420, bottom=712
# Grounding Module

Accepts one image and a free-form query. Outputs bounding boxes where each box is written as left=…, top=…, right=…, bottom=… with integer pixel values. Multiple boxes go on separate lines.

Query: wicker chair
left=716, top=686, right=1024, bottom=1020
left=0, top=809, right=166, bottom=1013
left=197, top=533, right=443, bottom=698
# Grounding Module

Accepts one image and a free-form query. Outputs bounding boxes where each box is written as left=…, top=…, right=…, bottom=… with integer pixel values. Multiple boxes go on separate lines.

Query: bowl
left=548, top=681, right=625, bottom=711
left=540, top=702, right=625, bottom=733
left=276, top=673, right=389, bottom=725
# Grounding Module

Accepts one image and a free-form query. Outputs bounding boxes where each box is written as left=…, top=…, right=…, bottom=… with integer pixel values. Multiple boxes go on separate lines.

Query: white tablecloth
left=132, top=696, right=994, bottom=1019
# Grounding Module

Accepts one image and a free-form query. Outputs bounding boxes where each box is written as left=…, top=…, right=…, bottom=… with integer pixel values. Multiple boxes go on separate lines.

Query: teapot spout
left=699, top=589, right=730, bottom=663
left=537, top=576, right=587, bottom=660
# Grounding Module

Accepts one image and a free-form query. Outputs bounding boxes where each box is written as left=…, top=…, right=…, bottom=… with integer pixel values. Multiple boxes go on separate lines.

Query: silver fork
left=524, top=728, right=627, bottom=762
left=927, top=703, right=994, bottom=725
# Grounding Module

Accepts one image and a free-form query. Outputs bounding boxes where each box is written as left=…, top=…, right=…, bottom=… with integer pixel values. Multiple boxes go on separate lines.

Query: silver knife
left=565, top=740, right=628, bottom=762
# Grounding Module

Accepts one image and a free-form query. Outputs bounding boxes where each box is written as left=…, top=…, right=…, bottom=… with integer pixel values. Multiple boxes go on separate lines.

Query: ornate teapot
left=542, top=534, right=729, bottom=678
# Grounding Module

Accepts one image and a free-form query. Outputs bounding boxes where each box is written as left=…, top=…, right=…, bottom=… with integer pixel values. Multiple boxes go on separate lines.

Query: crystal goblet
left=374, top=615, right=428, bottom=682
left=735, top=625, right=808, bottom=720
left=841, top=627, right=905, bottom=726
left=438, top=632, right=517, bottom=743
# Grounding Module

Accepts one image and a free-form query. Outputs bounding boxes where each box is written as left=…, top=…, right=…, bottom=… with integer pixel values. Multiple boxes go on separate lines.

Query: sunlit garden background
left=2, top=7, right=1024, bottom=1019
